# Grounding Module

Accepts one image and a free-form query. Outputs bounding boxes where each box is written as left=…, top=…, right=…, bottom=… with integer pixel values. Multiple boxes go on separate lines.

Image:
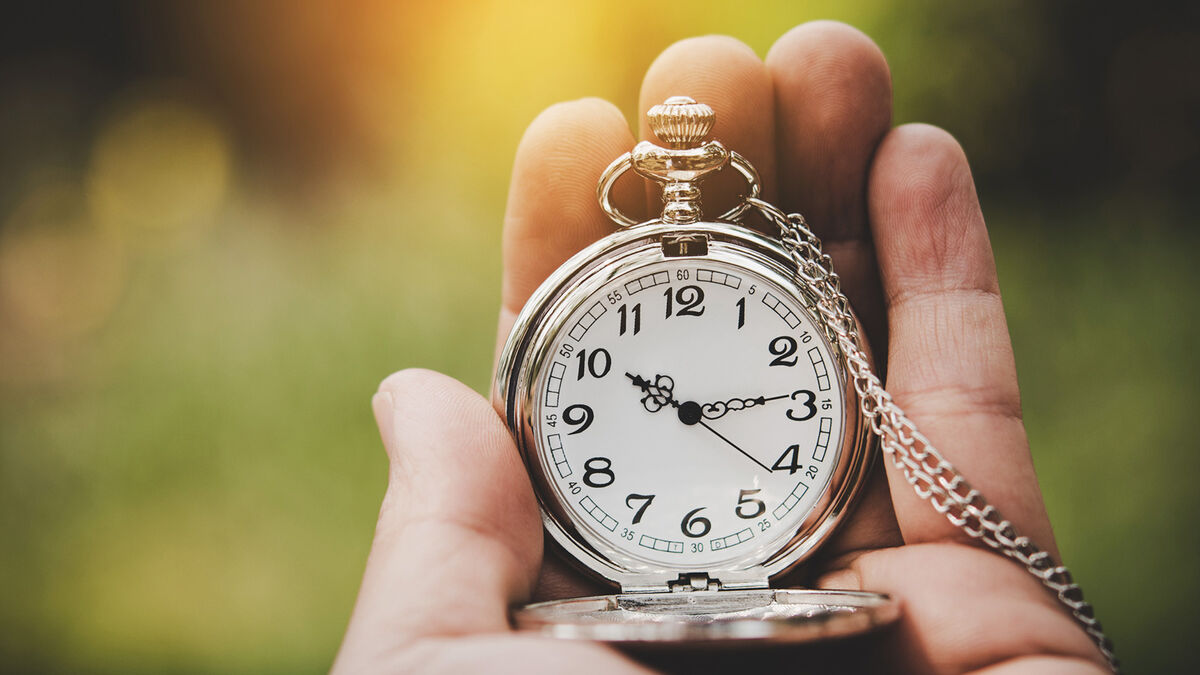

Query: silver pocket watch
left=493, top=97, right=1115, bottom=666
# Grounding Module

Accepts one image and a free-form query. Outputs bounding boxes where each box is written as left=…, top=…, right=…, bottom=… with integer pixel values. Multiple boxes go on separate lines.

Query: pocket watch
left=493, top=96, right=1115, bottom=666
left=493, top=96, right=896, bottom=645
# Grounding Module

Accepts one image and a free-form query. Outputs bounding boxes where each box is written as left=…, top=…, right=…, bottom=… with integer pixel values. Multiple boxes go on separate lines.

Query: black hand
left=624, top=371, right=702, bottom=424
left=625, top=372, right=680, bottom=413
left=625, top=372, right=772, bottom=472
left=695, top=419, right=774, bottom=473
left=700, top=392, right=790, bottom=420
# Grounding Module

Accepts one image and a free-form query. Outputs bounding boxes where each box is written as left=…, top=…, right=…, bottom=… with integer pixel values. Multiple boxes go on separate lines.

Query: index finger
left=496, top=98, right=642, bottom=355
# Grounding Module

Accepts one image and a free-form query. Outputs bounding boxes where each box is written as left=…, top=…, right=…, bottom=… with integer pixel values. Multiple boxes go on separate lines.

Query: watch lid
left=513, top=589, right=899, bottom=646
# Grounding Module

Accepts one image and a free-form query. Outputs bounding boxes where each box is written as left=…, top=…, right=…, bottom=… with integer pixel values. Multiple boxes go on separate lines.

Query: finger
left=867, top=124, right=1057, bottom=554
left=817, top=545, right=1109, bottom=672
left=639, top=35, right=776, bottom=219
left=334, top=369, right=543, bottom=672
left=766, top=21, right=892, bottom=357
left=497, top=98, right=643, bottom=354
left=532, top=540, right=612, bottom=601
left=766, top=21, right=891, bottom=240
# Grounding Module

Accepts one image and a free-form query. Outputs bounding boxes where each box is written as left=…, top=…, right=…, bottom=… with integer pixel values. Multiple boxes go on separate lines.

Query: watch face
left=529, top=255, right=846, bottom=572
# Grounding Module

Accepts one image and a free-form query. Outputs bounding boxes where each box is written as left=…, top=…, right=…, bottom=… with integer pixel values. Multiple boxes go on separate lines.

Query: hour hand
left=624, top=372, right=679, bottom=413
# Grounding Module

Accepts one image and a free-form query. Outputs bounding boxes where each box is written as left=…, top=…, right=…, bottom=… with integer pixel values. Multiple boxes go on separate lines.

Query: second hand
left=696, top=419, right=773, bottom=473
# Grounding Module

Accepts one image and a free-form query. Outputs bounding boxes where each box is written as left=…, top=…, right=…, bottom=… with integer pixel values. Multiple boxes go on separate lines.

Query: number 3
left=786, top=389, right=817, bottom=421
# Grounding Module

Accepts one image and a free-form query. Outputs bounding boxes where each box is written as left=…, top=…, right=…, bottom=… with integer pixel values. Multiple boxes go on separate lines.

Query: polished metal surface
left=515, top=589, right=900, bottom=645
left=597, top=95, right=761, bottom=228
left=493, top=220, right=875, bottom=593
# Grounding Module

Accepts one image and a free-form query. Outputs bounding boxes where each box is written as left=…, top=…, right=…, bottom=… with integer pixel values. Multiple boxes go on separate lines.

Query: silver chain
left=744, top=197, right=1118, bottom=672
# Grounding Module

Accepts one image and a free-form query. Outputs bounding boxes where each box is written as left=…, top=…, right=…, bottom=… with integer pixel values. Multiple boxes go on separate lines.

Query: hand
left=625, top=371, right=774, bottom=472
left=698, top=391, right=789, bottom=420
left=333, top=22, right=1109, bottom=674
left=624, top=372, right=681, bottom=414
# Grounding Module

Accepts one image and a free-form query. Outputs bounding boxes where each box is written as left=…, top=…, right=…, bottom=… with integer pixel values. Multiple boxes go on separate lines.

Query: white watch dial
left=532, top=257, right=845, bottom=570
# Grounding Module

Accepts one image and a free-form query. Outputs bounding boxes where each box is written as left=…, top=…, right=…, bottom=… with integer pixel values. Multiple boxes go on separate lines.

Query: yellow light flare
left=86, top=90, right=232, bottom=248
left=0, top=186, right=127, bottom=353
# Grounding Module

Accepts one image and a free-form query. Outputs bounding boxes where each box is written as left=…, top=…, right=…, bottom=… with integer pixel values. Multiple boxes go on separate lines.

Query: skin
left=332, top=22, right=1110, bottom=675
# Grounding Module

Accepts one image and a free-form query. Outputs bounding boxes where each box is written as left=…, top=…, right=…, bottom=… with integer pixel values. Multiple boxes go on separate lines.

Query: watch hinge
left=668, top=573, right=721, bottom=592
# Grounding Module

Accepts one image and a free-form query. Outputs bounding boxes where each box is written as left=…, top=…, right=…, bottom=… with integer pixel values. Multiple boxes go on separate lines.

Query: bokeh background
left=1, top=1, right=1196, bottom=672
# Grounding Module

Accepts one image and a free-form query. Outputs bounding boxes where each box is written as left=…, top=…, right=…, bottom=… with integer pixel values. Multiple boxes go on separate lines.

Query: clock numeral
left=806, top=465, right=818, bottom=480
left=821, top=398, right=833, bottom=411
left=768, top=335, right=798, bottom=367
left=618, top=303, right=642, bottom=336
left=563, top=404, right=594, bottom=434
left=583, top=457, right=614, bottom=488
left=786, top=390, right=817, bottom=422
left=575, top=348, right=612, bottom=380
left=772, top=444, right=803, bottom=475
left=735, top=297, right=746, bottom=329
left=735, top=488, right=766, bottom=519
left=680, top=507, right=712, bottom=538
left=567, top=481, right=582, bottom=495
left=625, top=493, right=655, bottom=524
left=663, top=285, right=706, bottom=318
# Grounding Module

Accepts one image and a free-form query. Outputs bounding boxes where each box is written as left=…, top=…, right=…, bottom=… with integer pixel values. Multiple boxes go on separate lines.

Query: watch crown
left=647, top=96, right=715, bottom=148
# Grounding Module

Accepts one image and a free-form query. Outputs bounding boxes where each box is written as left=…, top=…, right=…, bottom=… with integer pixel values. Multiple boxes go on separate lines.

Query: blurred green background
left=0, top=1, right=1196, bottom=672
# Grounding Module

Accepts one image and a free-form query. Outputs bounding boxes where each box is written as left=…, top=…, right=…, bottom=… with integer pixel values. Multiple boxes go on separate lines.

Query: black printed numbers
left=786, top=390, right=817, bottom=422
left=664, top=285, right=706, bottom=318
left=563, top=404, right=594, bottom=434
left=625, top=493, right=655, bottom=524
left=583, top=457, right=615, bottom=488
left=680, top=507, right=712, bottom=538
left=618, top=303, right=642, bottom=336
left=575, top=348, right=612, bottom=380
left=772, top=444, right=803, bottom=475
left=769, top=336, right=798, bottom=367
left=735, top=489, right=766, bottom=519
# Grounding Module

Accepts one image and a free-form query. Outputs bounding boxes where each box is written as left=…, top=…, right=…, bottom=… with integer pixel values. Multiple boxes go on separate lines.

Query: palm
left=334, top=22, right=1107, bottom=675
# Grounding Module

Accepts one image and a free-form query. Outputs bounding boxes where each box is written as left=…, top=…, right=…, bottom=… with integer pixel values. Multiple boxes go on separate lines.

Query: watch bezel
left=494, top=220, right=875, bottom=592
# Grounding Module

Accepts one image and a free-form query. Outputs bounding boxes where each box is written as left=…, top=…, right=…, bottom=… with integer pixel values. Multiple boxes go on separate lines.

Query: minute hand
left=699, top=393, right=790, bottom=420
left=625, top=372, right=773, bottom=472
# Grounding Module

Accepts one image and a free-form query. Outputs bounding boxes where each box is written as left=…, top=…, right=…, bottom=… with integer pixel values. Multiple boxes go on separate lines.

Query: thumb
left=334, top=369, right=543, bottom=672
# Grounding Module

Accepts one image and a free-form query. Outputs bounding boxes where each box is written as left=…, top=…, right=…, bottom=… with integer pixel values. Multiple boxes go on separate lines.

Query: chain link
left=744, top=197, right=1118, bottom=672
